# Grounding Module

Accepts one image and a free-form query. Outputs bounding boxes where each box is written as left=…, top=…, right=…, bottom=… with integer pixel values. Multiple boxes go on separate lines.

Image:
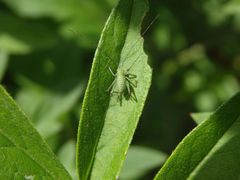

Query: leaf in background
left=0, top=12, right=57, bottom=54
left=16, top=80, right=85, bottom=138
left=1, top=0, right=77, bottom=20
left=0, top=50, right=8, bottom=82
left=35, top=83, right=84, bottom=138
left=190, top=112, right=212, bottom=125
left=58, top=140, right=77, bottom=180
left=11, top=51, right=86, bottom=141
left=203, top=0, right=240, bottom=28
left=120, top=146, right=167, bottom=180
left=2, top=0, right=114, bottom=48
left=77, top=0, right=152, bottom=179
left=58, top=1, right=111, bottom=48
left=155, top=92, right=240, bottom=180
left=0, top=86, right=71, bottom=179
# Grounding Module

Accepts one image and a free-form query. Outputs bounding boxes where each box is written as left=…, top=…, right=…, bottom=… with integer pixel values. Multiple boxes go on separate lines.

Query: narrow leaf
left=155, top=92, right=240, bottom=180
left=0, top=86, right=71, bottom=179
left=77, top=0, right=151, bottom=179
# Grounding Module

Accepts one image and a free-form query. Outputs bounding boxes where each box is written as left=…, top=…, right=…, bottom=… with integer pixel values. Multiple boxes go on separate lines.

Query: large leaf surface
left=0, top=86, right=71, bottom=179
left=76, top=0, right=152, bottom=179
left=155, top=92, right=240, bottom=180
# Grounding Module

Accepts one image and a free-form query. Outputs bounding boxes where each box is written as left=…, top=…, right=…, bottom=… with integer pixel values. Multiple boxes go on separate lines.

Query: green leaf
left=120, top=146, right=167, bottom=180
left=0, top=86, right=71, bottom=179
left=16, top=80, right=85, bottom=138
left=155, top=92, right=240, bottom=180
left=0, top=12, right=57, bottom=54
left=0, top=50, right=8, bottom=82
left=2, top=0, right=112, bottom=48
left=190, top=112, right=212, bottom=125
left=2, top=0, right=76, bottom=20
left=76, top=0, right=152, bottom=179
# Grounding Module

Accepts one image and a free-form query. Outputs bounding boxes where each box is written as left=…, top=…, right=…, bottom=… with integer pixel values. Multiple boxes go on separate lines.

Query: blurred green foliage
left=0, top=0, right=239, bottom=179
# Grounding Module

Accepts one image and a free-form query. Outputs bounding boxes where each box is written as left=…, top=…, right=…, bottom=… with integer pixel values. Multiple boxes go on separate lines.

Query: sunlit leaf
left=77, top=0, right=152, bottom=179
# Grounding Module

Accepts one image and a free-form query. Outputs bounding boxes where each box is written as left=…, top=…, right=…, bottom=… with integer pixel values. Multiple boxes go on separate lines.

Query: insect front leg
left=108, top=67, right=116, bottom=77
left=107, top=79, right=116, bottom=92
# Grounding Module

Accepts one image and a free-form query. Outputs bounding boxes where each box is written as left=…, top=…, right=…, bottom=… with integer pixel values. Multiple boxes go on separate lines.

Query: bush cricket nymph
left=107, top=66, right=138, bottom=105
left=105, top=15, right=159, bottom=105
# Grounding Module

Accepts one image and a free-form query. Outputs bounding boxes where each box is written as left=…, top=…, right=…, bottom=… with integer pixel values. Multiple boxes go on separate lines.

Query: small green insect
left=107, top=65, right=138, bottom=104
left=104, top=37, right=143, bottom=105
left=105, top=15, right=159, bottom=105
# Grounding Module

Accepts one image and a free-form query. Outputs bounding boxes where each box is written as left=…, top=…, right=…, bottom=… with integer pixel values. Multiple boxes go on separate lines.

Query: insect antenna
left=141, top=14, right=160, bottom=39
left=126, top=53, right=143, bottom=72
left=89, top=14, right=159, bottom=72
left=121, top=14, right=159, bottom=71
left=68, top=28, right=118, bottom=72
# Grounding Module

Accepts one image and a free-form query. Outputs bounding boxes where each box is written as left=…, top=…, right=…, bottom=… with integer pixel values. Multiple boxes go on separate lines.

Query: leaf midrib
left=87, top=2, right=135, bottom=179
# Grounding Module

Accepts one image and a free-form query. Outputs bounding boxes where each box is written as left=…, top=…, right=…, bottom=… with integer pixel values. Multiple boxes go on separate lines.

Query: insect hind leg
left=129, top=84, right=137, bottom=102
left=125, top=81, right=137, bottom=102
left=126, top=73, right=137, bottom=79
left=126, top=78, right=137, bottom=88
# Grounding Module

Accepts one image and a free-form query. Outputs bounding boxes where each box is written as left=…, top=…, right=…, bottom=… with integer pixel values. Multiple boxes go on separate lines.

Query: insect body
left=108, top=67, right=137, bottom=105
left=114, top=69, right=127, bottom=94
left=106, top=15, right=159, bottom=105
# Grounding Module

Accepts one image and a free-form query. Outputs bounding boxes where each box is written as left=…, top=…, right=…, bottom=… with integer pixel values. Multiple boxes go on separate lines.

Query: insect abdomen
left=115, top=68, right=126, bottom=93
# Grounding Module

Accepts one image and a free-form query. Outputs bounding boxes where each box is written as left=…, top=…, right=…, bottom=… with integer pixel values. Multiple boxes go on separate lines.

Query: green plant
left=0, top=0, right=240, bottom=179
left=0, top=0, right=153, bottom=179
left=76, top=0, right=152, bottom=179
left=155, top=93, right=240, bottom=179
left=0, top=86, right=71, bottom=179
